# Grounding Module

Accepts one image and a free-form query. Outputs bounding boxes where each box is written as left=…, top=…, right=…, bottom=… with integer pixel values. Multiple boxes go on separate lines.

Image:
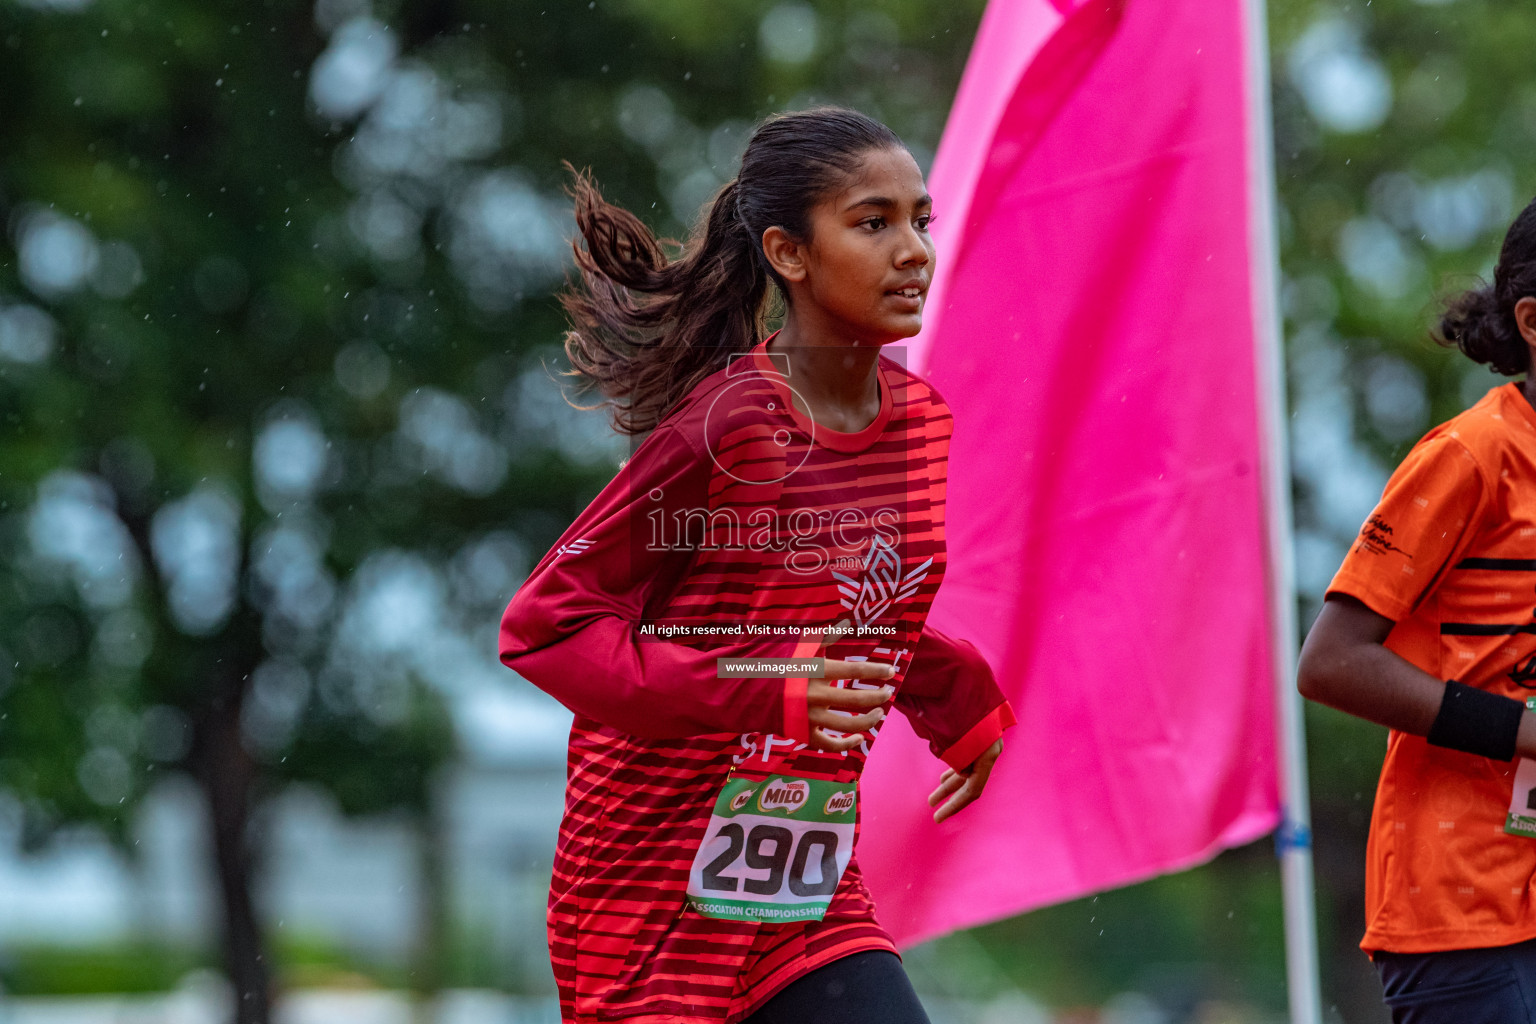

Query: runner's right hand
left=805, top=665, right=894, bottom=753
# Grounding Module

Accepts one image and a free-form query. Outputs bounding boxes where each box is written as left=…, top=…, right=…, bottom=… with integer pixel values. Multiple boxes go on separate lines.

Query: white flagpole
left=1242, top=0, right=1325, bottom=1022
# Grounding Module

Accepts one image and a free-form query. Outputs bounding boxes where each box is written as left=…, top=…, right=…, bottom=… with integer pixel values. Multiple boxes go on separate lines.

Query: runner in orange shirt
left=1300, top=196, right=1536, bottom=1022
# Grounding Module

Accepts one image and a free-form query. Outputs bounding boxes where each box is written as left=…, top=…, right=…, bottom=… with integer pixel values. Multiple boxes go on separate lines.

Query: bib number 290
left=699, top=822, right=841, bottom=897
left=685, top=775, right=856, bottom=923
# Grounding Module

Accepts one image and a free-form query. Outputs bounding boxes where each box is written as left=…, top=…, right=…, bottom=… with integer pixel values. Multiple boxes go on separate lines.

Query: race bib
left=1506, top=698, right=1536, bottom=839
left=686, top=773, right=856, bottom=923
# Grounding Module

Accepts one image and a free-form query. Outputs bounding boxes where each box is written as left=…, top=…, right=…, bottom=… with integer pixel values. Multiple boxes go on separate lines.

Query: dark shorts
left=1374, top=936, right=1536, bottom=1024
left=744, top=950, right=930, bottom=1024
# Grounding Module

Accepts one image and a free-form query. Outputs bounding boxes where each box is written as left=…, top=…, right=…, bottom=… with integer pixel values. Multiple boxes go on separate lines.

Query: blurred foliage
left=960, top=841, right=1288, bottom=1012
left=0, top=0, right=1530, bottom=1020
left=0, top=928, right=514, bottom=996
left=0, top=942, right=208, bottom=995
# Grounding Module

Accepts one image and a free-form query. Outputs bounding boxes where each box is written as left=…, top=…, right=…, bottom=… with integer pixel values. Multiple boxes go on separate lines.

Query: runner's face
left=795, top=147, right=935, bottom=345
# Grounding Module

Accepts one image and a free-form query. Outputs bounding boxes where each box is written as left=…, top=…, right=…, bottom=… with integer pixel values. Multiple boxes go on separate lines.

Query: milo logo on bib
left=823, top=791, right=855, bottom=816
left=687, top=773, right=858, bottom=923
left=759, top=780, right=809, bottom=813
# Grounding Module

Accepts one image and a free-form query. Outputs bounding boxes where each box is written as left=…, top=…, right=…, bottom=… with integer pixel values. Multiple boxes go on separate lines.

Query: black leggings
left=743, top=951, right=931, bottom=1024
left=1374, top=937, right=1536, bottom=1023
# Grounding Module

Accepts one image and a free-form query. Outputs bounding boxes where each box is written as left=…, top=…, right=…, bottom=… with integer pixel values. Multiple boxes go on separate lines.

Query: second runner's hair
left=1438, top=193, right=1536, bottom=376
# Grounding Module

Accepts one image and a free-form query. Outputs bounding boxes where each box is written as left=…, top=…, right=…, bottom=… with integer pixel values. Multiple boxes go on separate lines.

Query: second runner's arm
left=1298, top=431, right=1536, bottom=758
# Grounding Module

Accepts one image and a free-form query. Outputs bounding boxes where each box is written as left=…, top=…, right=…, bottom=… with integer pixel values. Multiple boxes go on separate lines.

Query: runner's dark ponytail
left=561, top=107, right=904, bottom=435
left=1439, top=194, right=1536, bottom=376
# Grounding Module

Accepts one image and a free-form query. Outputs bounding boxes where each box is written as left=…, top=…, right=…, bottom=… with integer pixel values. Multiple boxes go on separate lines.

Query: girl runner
left=500, top=107, right=1015, bottom=1024
left=1300, top=196, right=1536, bottom=1022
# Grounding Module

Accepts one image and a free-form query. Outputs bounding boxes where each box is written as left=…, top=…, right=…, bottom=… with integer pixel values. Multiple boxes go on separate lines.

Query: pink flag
left=861, top=0, right=1281, bottom=945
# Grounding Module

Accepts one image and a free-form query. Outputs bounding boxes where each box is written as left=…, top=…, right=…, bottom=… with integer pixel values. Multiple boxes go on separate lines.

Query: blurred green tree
left=0, top=1, right=986, bottom=1021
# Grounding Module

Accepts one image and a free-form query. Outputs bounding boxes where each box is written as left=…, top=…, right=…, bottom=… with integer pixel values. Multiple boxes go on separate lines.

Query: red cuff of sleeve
left=938, top=701, right=1017, bottom=771
left=781, top=677, right=811, bottom=743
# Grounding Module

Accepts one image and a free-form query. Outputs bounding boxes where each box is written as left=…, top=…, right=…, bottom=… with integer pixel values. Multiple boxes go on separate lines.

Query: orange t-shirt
left=1329, top=382, right=1536, bottom=954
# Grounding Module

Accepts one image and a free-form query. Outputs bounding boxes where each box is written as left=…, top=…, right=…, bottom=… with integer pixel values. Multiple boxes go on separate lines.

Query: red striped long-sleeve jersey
left=500, top=337, right=1016, bottom=1023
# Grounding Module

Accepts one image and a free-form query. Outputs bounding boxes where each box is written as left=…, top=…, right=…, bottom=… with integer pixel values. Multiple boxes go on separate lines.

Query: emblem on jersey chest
left=832, top=534, right=932, bottom=627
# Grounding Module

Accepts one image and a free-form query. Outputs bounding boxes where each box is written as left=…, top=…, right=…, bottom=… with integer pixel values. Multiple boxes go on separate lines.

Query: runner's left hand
left=927, top=739, right=1003, bottom=824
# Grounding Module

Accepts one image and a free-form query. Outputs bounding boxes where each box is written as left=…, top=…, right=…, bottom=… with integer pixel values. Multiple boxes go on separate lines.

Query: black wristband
left=1425, top=681, right=1524, bottom=761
